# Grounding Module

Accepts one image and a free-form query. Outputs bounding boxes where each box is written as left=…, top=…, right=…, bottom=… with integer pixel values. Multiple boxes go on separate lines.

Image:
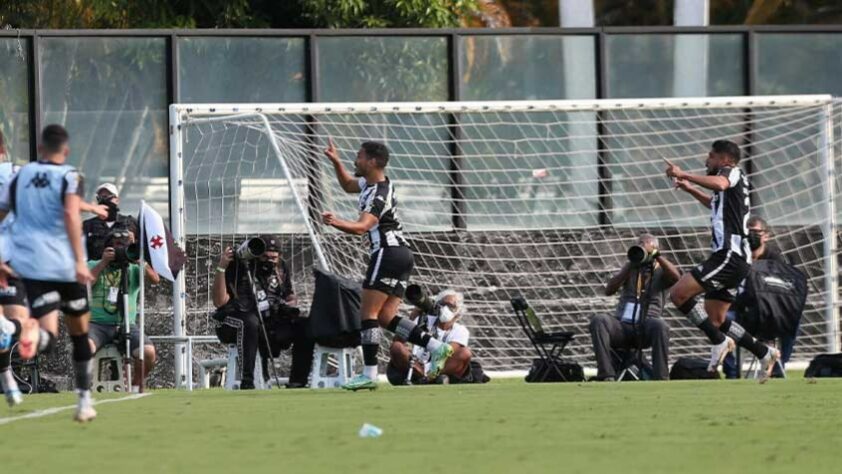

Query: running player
left=665, top=139, right=779, bottom=380
left=0, top=125, right=99, bottom=420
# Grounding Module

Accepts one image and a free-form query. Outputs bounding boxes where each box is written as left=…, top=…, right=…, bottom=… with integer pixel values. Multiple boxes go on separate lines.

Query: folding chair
left=511, top=297, right=575, bottom=382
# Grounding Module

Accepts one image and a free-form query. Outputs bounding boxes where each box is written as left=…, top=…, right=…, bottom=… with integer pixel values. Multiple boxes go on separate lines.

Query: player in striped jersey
left=665, top=140, right=779, bottom=380
left=322, top=139, right=453, bottom=391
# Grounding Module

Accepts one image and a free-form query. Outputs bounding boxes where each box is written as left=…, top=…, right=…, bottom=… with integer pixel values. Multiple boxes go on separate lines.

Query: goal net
left=170, top=96, right=840, bottom=376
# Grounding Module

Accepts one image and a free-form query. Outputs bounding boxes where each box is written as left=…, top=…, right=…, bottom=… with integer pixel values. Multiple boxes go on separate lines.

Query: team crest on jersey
left=26, top=172, right=51, bottom=189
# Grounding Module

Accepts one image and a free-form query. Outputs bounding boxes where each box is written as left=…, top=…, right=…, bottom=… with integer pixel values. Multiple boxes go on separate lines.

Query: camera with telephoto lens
left=105, top=229, right=140, bottom=266
left=627, top=245, right=658, bottom=268
left=406, top=284, right=441, bottom=316
left=236, top=237, right=266, bottom=260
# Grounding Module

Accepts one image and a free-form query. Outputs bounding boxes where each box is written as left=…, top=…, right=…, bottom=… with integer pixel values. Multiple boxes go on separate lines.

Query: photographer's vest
left=613, top=266, right=667, bottom=323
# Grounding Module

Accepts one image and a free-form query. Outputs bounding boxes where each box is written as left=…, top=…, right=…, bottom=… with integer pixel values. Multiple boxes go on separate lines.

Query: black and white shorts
left=690, top=249, right=751, bottom=303
left=22, top=279, right=90, bottom=318
left=363, top=246, right=414, bottom=298
left=0, top=276, right=28, bottom=307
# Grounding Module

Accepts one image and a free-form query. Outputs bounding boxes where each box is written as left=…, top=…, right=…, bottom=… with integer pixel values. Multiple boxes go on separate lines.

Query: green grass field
left=2, top=378, right=841, bottom=473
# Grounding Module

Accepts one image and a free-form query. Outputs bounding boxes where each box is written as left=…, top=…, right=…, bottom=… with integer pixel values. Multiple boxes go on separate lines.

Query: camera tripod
left=244, top=265, right=283, bottom=389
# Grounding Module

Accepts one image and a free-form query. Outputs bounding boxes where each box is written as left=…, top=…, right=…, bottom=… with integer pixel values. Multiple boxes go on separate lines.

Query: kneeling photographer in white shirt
left=387, top=288, right=486, bottom=385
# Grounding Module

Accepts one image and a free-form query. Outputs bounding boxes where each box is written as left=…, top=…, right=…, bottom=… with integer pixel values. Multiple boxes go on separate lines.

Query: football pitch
left=2, top=378, right=840, bottom=474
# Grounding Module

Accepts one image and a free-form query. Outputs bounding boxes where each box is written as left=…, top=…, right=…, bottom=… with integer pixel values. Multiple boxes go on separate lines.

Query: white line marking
left=0, top=392, right=152, bottom=426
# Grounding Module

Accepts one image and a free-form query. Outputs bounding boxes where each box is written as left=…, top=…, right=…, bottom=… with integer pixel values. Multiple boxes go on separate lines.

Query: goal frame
left=168, top=95, right=838, bottom=389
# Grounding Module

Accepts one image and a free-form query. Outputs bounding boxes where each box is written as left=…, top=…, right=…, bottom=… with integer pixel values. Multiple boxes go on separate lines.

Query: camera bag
left=669, top=357, right=720, bottom=380
left=804, top=353, right=842, bottom=378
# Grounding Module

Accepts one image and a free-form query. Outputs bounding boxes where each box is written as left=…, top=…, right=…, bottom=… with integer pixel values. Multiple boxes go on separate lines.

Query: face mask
left=748, top=230, right=763, bottom=251
left=438, top=305, right=457, bottom=324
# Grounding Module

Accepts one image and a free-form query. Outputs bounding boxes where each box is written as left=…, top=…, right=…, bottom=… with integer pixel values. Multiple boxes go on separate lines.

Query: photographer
left=589, top=234, right=681, bottom=381
left=387, top=289, right=482, bottom=385
left=87, top=229, right=160, bottom=390
left=212, top=235, right=314, bottom=389
left=83, top=183, right=139, bottom=261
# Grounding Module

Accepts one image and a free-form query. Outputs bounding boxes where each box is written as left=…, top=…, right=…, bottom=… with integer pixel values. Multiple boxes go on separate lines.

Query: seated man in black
left=723, top=216, right=796, bottom=378
left=589, top=234, right=681, bottom=381
left=212, top=235, right=314, bottom=389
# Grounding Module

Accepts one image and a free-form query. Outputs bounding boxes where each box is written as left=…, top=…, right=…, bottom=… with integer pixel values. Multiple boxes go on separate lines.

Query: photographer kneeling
left=589, top=234, right=681, bottom=381
left=387, top=289, right=484, bottom=385
left=212, top=236, right=314, bottom=389
left=88, top=230, right=160, bottom=390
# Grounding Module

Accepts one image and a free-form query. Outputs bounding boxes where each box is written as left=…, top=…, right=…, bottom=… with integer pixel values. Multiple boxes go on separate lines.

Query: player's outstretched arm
left=324, top=138, right=361, bottom=193
left=64, top=193, right=94, bottom=284
left=321, top=211, right=377, bottom=236
left=79, top=201, right=109, bottom=220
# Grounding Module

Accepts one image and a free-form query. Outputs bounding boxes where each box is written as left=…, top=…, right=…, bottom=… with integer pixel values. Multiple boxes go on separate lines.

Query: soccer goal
left=168, top=95, right=840, bottom=384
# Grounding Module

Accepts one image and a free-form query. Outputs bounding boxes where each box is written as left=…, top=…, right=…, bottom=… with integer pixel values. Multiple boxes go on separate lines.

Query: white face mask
left=438, top=305, right=457, bottom=324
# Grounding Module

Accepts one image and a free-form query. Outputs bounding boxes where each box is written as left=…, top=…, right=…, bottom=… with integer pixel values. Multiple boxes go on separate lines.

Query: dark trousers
left=589, top=314, right=670, bottom=380
left=217, top=312, right=314, bottom=386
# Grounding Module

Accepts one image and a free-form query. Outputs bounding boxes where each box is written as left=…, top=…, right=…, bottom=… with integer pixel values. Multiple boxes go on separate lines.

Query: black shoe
left=239, top=380, right=255, bottom=390
left=284, top=382, right=307, bottom=389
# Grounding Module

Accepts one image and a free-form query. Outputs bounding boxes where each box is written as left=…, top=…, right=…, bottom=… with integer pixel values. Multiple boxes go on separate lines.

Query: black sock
left=9, top=319, right=21, bottom=339
left=386, top=316, right=431, bottom=347
left=677, top=299, right=725, bottom=344
left=0, top=349, right=10, bottom=371
left=70, top=333, right=92, bottom=391
left=360, top=320, right=380, bottom=367
left=720, top=320, right=769, bottom=359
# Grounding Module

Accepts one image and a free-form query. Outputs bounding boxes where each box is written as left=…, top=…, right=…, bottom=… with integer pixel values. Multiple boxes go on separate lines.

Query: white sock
left=0, top=369, right=17, bottom=392
left=363, top=365, right=378, bottom=380
left=76, top=389, right=92, bottom=403
left=425, top=338, right=443, bottom=352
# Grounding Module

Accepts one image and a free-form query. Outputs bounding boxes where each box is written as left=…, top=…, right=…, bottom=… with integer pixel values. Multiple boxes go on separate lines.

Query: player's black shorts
left=363, top=246, right=414, bottom=298
left=0, top=276, right=28, bottom=307
left=689, top=249, right=751, bottom=303
left=22, top=279, right=90, bottom=318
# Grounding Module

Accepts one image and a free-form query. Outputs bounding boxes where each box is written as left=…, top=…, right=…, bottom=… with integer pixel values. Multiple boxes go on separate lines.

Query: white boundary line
left=0, top=393, right=152, bottom=426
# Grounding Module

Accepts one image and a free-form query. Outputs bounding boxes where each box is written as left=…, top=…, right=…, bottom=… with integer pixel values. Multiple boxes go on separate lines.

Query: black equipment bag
left=307, top=268, right=362, bottom=348
left=669, top=357, right=720, bottom=380
left=736, top=259, right=807, bottom=340
left=804, top=353, right=842, bottom=378
left=524, top=356, right=584, bottom=383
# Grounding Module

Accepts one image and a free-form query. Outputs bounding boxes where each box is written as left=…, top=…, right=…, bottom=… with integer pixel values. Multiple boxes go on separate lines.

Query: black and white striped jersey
left=357, top=177, right=409, bottom=253
left=709, top=166, right=751, bottom=263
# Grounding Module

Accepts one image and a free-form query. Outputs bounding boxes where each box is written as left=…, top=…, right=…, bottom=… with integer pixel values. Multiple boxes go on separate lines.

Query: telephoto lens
left=627, top=245, right=653, bottom=267
left=405, top=284, right=438, bottom=315
left=236, top=237, right=266, bottom=260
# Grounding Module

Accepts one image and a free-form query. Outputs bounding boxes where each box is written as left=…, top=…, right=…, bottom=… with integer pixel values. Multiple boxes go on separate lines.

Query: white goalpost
left=168, top=95, right=840, bottom=386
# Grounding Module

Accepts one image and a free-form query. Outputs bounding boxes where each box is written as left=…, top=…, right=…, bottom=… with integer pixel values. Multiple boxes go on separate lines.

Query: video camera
left=96, top=194, right=120, bottom=222
left=105, top=228, right=140, bottom=266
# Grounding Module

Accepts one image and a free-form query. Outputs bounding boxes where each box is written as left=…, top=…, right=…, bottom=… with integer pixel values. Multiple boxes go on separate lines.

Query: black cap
left=259, top=235, right=281, bottom=252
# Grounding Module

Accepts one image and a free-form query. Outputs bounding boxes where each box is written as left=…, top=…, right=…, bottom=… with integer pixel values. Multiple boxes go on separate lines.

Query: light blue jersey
left=0, top=161, right=85, bottom=281
left=0, top=162, right=20, bottom=263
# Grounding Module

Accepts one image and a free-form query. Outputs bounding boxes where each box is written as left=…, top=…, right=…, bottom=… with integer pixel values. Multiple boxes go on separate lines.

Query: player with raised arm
left=0, top=125, right=102, bottom=420
left=321, top=139, right=453, bottom=391
left=665, top=140, right=779, bottom=380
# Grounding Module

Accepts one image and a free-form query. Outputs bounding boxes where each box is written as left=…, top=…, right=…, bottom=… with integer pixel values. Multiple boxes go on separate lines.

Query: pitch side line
left=0, top=393, right=152, bottom=426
